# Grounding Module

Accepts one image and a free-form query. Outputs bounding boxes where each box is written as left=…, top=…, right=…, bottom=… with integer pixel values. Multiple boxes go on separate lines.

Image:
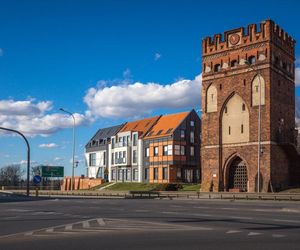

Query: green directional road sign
left=41, top=166, right=64, bottom=177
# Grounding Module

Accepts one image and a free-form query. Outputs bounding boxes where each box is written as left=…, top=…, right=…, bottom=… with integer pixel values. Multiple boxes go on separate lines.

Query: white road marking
left=170, top=205, right=182, bottom=208
left=231, top=216, right=252, bottom=220
left=135, top=210, right=149, bottom=212
left=222, top=208, right=238, bottom=210
left=272, top=234, right=286, bottom=238
left=7, top=209, right=32, bottom=212
left=24, top=232, right=33, bottom=236
left=193, top=206, right=209, bottom=209
left=160, top=211, right=179, bottom=214
left=248, top=232, right=262, bottom=236
left=45, top=228, right=54, bottom=233
left=97, top=218, right=106, bottom=226
left=65, top=224, right=73, bottom=230
left=226, top=230, right=242, bottom=234
left=273, top=219, right=300, bottom=224
left=82, top=221, right=90, bottom=228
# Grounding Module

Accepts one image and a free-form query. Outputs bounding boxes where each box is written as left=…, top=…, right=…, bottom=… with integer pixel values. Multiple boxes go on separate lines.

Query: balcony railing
left=112, top=142, right=132, bottom=149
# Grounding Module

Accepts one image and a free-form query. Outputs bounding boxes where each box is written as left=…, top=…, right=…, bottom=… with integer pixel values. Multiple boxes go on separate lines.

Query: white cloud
left=295, top=67, right=300, bottom=86
left=54, top=157, right=64, bottom=162
left=154, top=53, right=161, bottom=61
left=39, top=143, right=58, bottom=148
left=0, top=99, right=90, bottom=137
left=0, top=48, right=3, bottom=56
left=84, top=74, right=202, bottom=119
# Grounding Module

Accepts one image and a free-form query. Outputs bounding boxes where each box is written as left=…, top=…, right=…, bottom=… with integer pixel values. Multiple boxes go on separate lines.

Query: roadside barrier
left=4, top=189, right=300, bottom=201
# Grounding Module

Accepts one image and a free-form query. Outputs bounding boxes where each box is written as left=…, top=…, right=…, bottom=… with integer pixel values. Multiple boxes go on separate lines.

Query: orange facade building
left=143, top=110, right=201, bottom=183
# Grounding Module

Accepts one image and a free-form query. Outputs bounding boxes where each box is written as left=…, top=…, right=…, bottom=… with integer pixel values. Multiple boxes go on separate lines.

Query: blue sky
left=0, top=0, right=299, bottom=176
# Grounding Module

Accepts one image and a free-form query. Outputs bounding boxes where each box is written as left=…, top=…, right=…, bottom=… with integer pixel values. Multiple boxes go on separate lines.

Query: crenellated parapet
left=202, top=20, right=296, bottom=78
left=202, top=20, right=295, bottom=57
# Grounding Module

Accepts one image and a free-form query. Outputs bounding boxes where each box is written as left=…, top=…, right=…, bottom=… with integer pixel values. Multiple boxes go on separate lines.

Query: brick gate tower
left=201, top=20, right=298, bottom=192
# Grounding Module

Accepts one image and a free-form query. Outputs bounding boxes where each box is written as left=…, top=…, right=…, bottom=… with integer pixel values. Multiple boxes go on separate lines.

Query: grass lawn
left=104, top=182, right=201, bottom=192
left=105, top=183, right=162, bottom=191
left=181, top=184, right=201, bottom=191
left=280, top=188, right=300, bottom=193
left=88, top=182, right=112, bottom=190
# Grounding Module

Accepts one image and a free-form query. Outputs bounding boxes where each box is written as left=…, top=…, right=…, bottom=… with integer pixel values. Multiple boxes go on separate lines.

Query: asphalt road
left=0, top=196, right=299, bottom=250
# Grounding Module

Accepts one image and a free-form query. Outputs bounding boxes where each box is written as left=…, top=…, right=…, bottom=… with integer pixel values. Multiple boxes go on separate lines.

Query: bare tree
left=0, top=164, right=25, bottom=186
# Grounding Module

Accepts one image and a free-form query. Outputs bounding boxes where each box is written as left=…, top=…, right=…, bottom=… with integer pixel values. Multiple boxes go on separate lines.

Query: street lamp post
left=59, top=108, right=76, bottom=191
left=0, top=127, right=30, bottom=196
left=244, top=60, right=262, bottom=193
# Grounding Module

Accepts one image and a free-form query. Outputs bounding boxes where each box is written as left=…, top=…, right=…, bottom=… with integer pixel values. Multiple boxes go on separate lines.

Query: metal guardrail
left=5, top=190, right=300, bottom=201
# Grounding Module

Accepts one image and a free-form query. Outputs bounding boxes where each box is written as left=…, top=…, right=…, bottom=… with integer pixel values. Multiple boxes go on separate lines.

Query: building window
left=153, top=168, right=158, bottom=180
left=242, top=103, right=246, bottom=111
left=111, top=138, right=115, bottom=149
left=154, top=146, right=159, bottom=156
left=111, top=153, right=114, bottom=165
left=177, top=168, right=182, bottom=179
left=214, top=64, right=221, bottom=72
left=248, top=56, right=256, bottom=65
left=180, top=129, right=185, bottom=139
left=133, top=150, right=137, bottom=163
left=89, top=153, right=96, bottom=166
left=163, top=145, right=168, bottom=156
left=190, top=131, right=195, bottom=143
left=133, top=169, right=138, bottom=181
left=118, top=169, right=122, bottom=181
left=190, top=146, right=195, bottom=156
left=190, top=121, right=195, bottom=127
left=123, top=151, right=126, bottom=163
left=111, top=170, right=116, bottom=180
left=180, top=145, right=185, bottom=156
left=133, top=134, right=138, bottom=146
left=241, top=124, right=244, bottom=134
left=103, top=151, right=106, bottom=165
left=229, top=126, right=231, bottom=135
left=144, top=168, right=149, bottom=181
left=225, top=106, right=228, bottom=113
left=163, top=167, right=168, bottom=180
left=230, top=60, right=238, bottom=68
left=168, top=145, right=172, bottom=155
left=145, top=147, right=149, bottom=157
left=174, top=145, right=180, bottom=155
left=126, top=169, right=131, bottom=181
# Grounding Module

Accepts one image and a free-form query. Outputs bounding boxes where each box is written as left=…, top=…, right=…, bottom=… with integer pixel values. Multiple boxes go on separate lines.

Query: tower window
left=225, top=106, right=228, bottom=113
left=243, top=79, right=246, bottom=86
left=241, top=124, right=244, bottom=133
left=214, top=64, right=221, bottom=72
left=220, top=84, right=222, bottom=90
left=228, top=126, right=231, bottom=135
left=278, top=80, right=281, bottom=86
left=242, top=103, right=246, bottom=111
left=248, top=56, right=256, bottom=65
left=230, top=60, right=238, bottom=68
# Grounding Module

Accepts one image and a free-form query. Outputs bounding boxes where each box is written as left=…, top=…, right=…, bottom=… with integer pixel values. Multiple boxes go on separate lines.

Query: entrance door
left=228, top=157, right=248, bottom=192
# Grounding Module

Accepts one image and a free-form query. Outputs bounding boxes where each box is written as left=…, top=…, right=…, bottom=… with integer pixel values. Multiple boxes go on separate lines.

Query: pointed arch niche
left=222, top=94, right=249, bottom=144
left=206, top=84, right=217, bottom=113
left=252, top=74, right=265, bottom=106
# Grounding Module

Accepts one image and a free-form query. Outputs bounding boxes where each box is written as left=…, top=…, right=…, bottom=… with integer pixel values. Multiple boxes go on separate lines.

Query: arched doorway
left=227, top=157, right=248, bottom=192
